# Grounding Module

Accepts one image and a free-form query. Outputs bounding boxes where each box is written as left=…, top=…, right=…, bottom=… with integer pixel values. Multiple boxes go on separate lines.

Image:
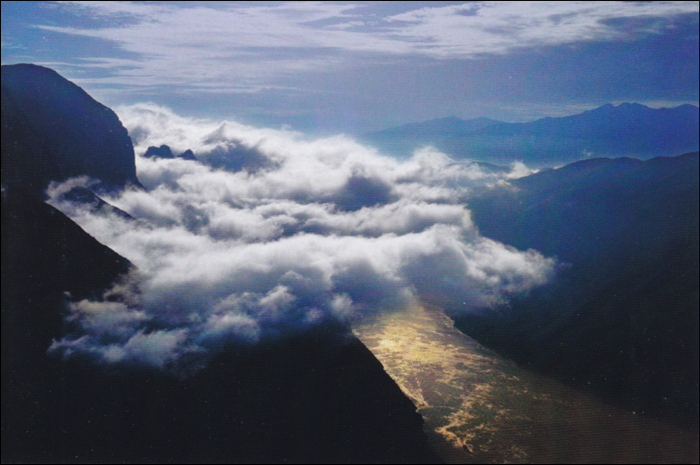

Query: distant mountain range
left=363, top=103, right=699, bottom=166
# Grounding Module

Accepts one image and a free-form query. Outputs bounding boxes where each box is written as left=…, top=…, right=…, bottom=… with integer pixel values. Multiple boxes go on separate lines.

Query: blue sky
left=2, top=1, right=699, bottom=134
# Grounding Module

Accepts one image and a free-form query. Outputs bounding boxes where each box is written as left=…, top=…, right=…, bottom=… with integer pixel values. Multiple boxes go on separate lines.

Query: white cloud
left=384, top=1, right=699, bottom=57
left=47, top=104, right=554, bottom=369
left=36, top=1, right=699, bottom=93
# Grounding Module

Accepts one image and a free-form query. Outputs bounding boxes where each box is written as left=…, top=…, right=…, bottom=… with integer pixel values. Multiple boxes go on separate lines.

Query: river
left=353, top=302, right=699, bottom=463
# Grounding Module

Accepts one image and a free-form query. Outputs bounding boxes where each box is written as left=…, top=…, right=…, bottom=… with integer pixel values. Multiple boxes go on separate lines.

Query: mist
left=47, top=104, right=553, bottom=370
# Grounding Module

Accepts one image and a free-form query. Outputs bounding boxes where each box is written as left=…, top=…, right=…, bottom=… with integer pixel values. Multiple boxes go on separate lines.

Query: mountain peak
left=2, top=62, right=62, bottom=77
left=1, top=64, right=140, bottom=196
left=616, top=102, right=647, bottom=109
left=589, top=102, right=650, bottom=113
left=441, top=115, right=462, bottom=122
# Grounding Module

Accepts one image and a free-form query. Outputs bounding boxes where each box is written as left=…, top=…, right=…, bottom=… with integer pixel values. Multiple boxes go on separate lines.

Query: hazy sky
left=2, top=1, right=699, bottom=134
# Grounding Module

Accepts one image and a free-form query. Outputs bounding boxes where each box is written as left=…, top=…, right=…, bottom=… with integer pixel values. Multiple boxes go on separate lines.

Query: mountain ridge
left=363, top=103, right=699, bottom=165
left=368, top=115, right=503, bottom=137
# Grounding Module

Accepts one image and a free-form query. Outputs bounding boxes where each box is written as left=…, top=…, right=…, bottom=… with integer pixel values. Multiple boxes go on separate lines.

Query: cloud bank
left=47, top=104, right=554, bottom=370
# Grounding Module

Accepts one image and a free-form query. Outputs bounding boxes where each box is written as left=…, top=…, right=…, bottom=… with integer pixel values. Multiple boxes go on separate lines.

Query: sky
left=2, top=1, right=699, bottom=134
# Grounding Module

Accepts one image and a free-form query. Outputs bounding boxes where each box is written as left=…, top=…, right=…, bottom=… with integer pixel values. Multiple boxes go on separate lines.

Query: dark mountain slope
left=364, top=104, right=699, bottom=166
left=1, top=64, right=139, bottom=196
left=455, top=152, right=699, bottom=428
left=1, top=193, right=133, bottom=361
left=2, top=192, right=131, bottom=460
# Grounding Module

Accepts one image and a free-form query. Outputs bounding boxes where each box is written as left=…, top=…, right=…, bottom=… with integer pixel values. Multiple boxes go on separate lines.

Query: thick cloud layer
left=47, top=104, right=553, bottom=370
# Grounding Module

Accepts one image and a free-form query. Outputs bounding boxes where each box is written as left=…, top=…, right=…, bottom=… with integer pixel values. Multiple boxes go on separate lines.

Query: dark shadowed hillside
left=454, top=152, right=699, bottom=428
left=1, top=64, right=139, bottom=196
left=1, top=193, right=133, bottom=365
left=364, top=104, right=699, bottom=166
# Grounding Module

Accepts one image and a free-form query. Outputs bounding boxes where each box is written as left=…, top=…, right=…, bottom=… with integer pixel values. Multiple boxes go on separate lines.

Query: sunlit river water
left=353, top=303, right=698, bottom=464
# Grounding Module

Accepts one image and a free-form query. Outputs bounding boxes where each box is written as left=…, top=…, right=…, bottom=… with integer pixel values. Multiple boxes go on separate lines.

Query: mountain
left=1, top=64, right=140, bottom=197
left=368, top=115, right=502, bottom=138
left=2, top=193, right=133, bottom=365
left=363, top=104, right=699, bottom=166
left=363, top=115, right=502, bottom=157
left=453, top=152, right=699, bottom=428
left=144, top=144, right=198, bottom=161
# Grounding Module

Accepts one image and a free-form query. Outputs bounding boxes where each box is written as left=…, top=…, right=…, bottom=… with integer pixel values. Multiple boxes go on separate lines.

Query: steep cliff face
left=1, top=64, right=139, bottom=196
left=1, top=193, right=133, bottom=362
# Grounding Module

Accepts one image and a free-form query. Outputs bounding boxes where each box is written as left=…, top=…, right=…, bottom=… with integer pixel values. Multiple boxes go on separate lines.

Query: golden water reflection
left=353, top=303, right=699, bottom=464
